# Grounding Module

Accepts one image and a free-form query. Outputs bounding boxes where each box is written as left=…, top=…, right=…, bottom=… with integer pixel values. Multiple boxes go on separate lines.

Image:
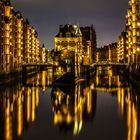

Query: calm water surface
left=0, top=67, right=139, bottom=140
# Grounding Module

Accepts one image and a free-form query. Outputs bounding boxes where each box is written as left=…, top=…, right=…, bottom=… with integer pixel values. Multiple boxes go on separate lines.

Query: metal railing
left=90, top=62, right=129, bottom=67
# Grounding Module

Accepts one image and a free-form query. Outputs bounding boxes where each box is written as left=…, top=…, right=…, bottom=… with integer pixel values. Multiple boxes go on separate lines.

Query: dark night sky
left=12, top=0, right=128, bottom=49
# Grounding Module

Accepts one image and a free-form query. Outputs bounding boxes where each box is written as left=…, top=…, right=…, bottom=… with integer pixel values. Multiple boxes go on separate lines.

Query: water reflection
left=0, top=85, right=39, bottom=140
left=0, top=69, right=52, bottom=140
left=51, top=81, right=97, bottom=135
left=24, top=68, right=52, bottom=89
left=94, top=67, right=139, bottom=140
left=94, top=67, right=128, bottom=88
left=117, top=87, right=139, bottom=140
left=0, top=67, right=140, bottom=140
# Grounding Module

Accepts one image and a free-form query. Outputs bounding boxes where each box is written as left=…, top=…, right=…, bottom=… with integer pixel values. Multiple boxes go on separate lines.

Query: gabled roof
left=56, top=24, right=82, bottom=37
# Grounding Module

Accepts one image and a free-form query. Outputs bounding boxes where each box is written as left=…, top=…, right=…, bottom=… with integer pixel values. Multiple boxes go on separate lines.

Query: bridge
left=90, top=62, right=129, bottom=67
left=22, top=63, right=53, bottom=67
left=22, top=63, right=53, bottom=86
left=94, top=86, right=129, bottom=93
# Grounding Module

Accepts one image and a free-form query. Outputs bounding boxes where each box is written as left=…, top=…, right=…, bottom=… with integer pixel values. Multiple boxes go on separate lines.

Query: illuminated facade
left=54, top=24, right=83, bottom=76
left=96, top=46, right=109, bottom=62
left=12, top=11, right=24, bottom=70
left=96, top=43, right=117, bottom=63
left=35, top=33, right=40, bottom=63
left=80, top=25, right=97, bottom=64
left=0, top=1, right=3, bottom=72
left=0, top=0, right=13, bottom=72
left=40, top=44, right=47, bottom=63
left=54, top=24, right=83, bottom=65
left=117, top=32, right=127, bottom=63
left=23, top=20, right=40, bottom=63
left=126, top=0, right=140, bottom=67
left=0, top=0, right=41, bottom=74
left=54, top=24, right=96, bottom=76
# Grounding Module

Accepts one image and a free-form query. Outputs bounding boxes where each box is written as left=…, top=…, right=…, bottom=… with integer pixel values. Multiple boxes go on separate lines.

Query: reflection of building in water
left=40, top=70, right=52, bottom=91
left=53, top=66, right=66, bottom=81
left=41, top=71, right=47, bottom=92
left=0, top=84, right=39, bottom=140
left=25, top=70, right=52, bottom=89
left=93, top=67, right=139, bottom=140
left=94, top=66, right=139, bottom=140
left=117, top=88, right=139, bottom=140
left=51, top=81, right=97, bottom=135
left=94, top=67, right=127, bottom=89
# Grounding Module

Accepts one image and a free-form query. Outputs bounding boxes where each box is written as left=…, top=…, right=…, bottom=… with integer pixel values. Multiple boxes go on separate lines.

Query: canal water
left=0, top=67, right=139, bottom=140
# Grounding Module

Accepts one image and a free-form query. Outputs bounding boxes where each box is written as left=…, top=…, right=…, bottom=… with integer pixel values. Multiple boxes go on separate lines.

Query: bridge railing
left=90, top=62, right=129, bottom=67
left=22, top=63, right=53, bottom=66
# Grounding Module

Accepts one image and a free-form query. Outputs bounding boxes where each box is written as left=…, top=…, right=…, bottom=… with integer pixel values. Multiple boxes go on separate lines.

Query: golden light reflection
left=0, top=58, right=140, bottom=140
left=117, top=88, right=124, bottom=116
left=96, top=68, right=99, bottom=86
left=127, top=92, right=138, bottom=140
left=31, top=87, right=36, bottom=122
left=95, top=67, right=122, bottom=90
left=0, top=82, right=40, bottom=140
left=36, top=90, right=39, bottom=107
left=93, top=67, right=139, bottom=140
left=5, top=99, right=12, bottom=140
left=17, top=94, right=23, bottom=136
left=42, top=71, right=46, bottom=91
left=27, top=88, right=31, bottom=122
left=117, top=87, right=139, bottom=140
left=52, top=80, right=96, bottom=136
